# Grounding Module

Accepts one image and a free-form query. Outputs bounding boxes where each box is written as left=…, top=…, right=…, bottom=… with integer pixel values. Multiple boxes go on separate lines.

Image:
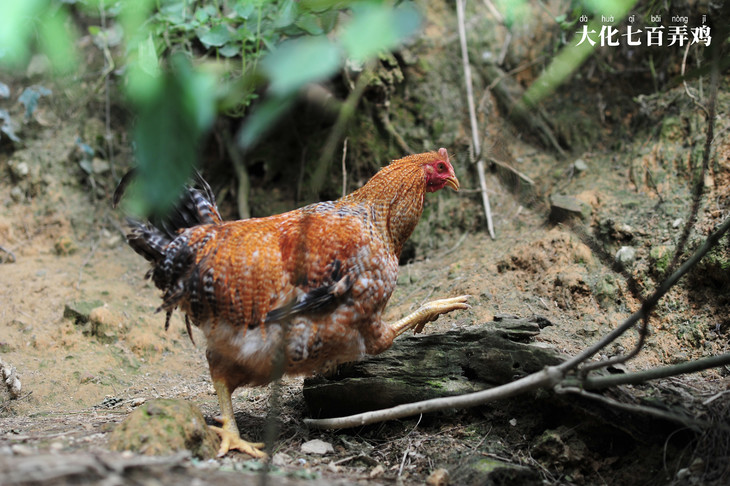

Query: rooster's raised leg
left=390, top=295, right=470, bottom=336
left=208, top=379, right=267, bottom=458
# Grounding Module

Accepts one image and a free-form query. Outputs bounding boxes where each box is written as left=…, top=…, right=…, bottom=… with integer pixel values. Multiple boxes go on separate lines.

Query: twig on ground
left=456, top=0, right=495, bottom=240
left=0, top=245, right=16, bottom=263
left=438, top=232, right=468, bottom=258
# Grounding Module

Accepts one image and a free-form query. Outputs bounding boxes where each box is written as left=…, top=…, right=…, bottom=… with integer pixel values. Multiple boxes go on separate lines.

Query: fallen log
left=303, top=316, right=563, bottom=418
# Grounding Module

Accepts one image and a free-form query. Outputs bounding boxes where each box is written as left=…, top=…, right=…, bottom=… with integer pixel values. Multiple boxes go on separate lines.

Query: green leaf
left=39, top=8, right=78, bottom=74
left=274, top=0, right=299, bottom=28
left=219, top=43, right=241, bottom=57
left=126, top=33, right=162, bottom=103
left=127, top=55, right=216, bottom=217
left=232, top=2, right=255, bottom=20
left=339, top=2, right=421, bottom=62
left=198, top=24, right=233, bottom=48
left=238, top=94, right=296, bottom=149
left=262, top=36, right=341, bottom=95
left=0, top=0, right=49, bottom=69
left=299, top=0, right=352, bottom=13
left=295, top=13, right=324, bottom=35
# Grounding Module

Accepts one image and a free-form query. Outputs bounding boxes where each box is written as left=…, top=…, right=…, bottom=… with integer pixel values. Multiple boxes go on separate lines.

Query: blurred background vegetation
left=0, top=0, right=725, bottom=249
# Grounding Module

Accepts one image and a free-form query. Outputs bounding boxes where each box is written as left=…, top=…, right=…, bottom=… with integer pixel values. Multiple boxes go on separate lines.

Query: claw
left=210, top=425, right=267, bottom=458
left=392, top=295, right=471, bottom=337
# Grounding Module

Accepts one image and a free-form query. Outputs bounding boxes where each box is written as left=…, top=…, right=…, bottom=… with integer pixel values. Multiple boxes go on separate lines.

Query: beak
left=445, top=176, right=460, bottom=192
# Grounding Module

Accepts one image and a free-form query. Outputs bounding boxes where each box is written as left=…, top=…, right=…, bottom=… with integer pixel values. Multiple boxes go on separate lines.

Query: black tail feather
left=113, top=169, right=222, bottom=264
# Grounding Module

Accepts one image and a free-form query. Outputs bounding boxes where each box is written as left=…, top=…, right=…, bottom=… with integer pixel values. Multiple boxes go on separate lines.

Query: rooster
left=114, top=149, right=469, bottom=458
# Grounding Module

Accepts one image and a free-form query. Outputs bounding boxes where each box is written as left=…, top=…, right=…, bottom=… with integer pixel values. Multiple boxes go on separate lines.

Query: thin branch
left=573, top=353, right=730, bottom=390
left=555, top=386, right=714, bottom=431
left=0, top=245, right=16, bottom=263
left=304, top=364, right=564, bottom=429
left=456, top=0, right=495, bottom=239
left=560, top=214, right=730, bottom=374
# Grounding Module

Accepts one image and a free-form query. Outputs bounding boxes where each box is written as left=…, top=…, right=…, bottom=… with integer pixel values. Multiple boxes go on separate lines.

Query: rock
left=10, top=187, right=24, bottom=202
left=572, top=158, right=588, bottom=173
left=26, top=54, right=51, bottom=77
left=615, top=246, right=636, bottom=267
left=300, top=439, right=334, bottom=455
left=549, top=194, right=591, bottom=223
left=108, top=399, right=219, bottom=459
left=64, top=300, right=104, bottom=324
left=455, top=457, right=540, bottom=486
left=91, top=157, right=110, bottom=174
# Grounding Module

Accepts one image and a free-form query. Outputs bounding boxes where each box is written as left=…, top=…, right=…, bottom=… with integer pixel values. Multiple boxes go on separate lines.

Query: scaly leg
left=391, top=295, right=470, bottom=337
left=208, top=379, right=267, bottom=458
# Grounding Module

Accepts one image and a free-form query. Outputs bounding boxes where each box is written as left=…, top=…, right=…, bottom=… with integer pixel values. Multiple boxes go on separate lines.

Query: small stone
left=272, top=452, right=292, bottom=467
left=572, top=159, right=588, bottom=172
left=672, top=218, right=683, bottom=228
left=509, top=418, right=517, bottom=426
left=300, top=439, right=334, bottom=455
left=369, top=464, right=385, bottom=478
left=26, top=54, right=51, bottom=77
left=64, top=300, right=104, bottom=325
left=426, top=468, right=450, bottom=486
left=130, top=397, right=146, bottom=407
left=549, top=194, right=591, bottom=223
left=10, top=186, right=24, bottom=202
left=91, top=157, right=110, bottom=174
left=615, top=246, right=636, bottom=266
left=12, top=161, right=29, bottom=178
left=11, top=444, right=34, bottom=456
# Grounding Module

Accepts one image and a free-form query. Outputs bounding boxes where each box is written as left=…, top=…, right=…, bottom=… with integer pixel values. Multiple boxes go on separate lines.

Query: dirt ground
left=2, top=26, right=730, bottom=486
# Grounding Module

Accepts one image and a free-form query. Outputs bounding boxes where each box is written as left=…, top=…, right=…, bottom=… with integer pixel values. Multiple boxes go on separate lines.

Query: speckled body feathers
left=120, top=151, right=456, bottom=391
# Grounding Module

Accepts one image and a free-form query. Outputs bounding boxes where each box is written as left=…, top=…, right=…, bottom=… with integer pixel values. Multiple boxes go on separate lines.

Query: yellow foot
left=393, top=295, right=471, bottom=336
left=209, top=425, right=267, bottom=458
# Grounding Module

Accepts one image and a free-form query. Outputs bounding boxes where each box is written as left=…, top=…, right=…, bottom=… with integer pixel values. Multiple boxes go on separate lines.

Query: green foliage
left=123, top=54, right=217, bottom=218
left=0, top=0, right=421, bottom=215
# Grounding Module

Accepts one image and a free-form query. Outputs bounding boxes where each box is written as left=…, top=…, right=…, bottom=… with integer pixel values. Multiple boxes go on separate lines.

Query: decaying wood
left=303, top=316, right=562, bottom=418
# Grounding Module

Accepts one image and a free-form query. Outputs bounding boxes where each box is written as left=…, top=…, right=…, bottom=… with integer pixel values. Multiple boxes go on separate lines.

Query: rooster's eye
left=437, top=162, right=446, bottom=172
